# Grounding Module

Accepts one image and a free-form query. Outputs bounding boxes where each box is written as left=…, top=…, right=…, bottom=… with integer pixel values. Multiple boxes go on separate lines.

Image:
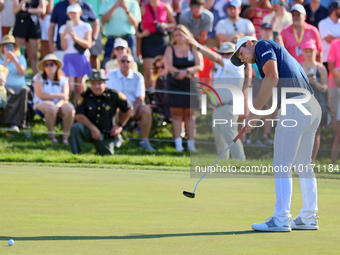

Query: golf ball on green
left=8, top=239, right=14, bottom=246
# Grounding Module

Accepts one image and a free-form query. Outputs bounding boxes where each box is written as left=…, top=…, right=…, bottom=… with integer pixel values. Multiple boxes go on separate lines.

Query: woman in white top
left=33, top=53, right=75, bottom=145
left=59, top=4, right=92, bottom=107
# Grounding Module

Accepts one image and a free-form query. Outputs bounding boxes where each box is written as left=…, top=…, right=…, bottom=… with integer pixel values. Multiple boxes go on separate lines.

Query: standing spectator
left=243, top=0, right=272, bottom=39
left=59, top=4, right=92, bottom=107
left=12, top=0, right=46, bottom=75
left=328, top=39, right=340, bottom=148
left=280, top=4, right=323, bottom=63
left=179, top=0, right=214, bottom=45
left=105, top=38, right=138, bottom=72
left=164, top=25, right=203, bottom=151
left=304, top=0, right=328, bottom=28
left=301, top=40, right=328, bottom=162
left=262, top=0, right=292, bottom=33
left=40, top=0, right=55, bottom=58
left=318, top=1, right=340, bottom=71
left=49, top=0, right=100, bottom=69
left=205, top=0, right=227, bottom=48
left=106, top=53, right=156, bottom=151
left=216, top=0, right=256, bottom=44
left=0, top=34, right=29, bottom=132
left=1, top=0, right=12, bottom=37
left=33, top=54, right=75, bottom=145
left=70, top=69, right=132, bottom=155
left=100, top=0, right=141, bottom=66
left=182, top=36, right=248, bottom=159
left=139, top=0, right=176, bottom=88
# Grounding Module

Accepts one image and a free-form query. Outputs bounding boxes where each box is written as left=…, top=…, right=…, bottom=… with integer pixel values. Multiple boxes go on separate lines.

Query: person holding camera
left=164, top=25, right=203, bottom=151
left=138, top=0, right=176, bottom=88
left=262, top=0, right=292, bottom=34
left=0, top=34, right=30, bottom=132
left=59, top=4, right=92, bottom=108
left=12, top=0, right=46, bottom=75
left=70, top=69, right=132, bottom=155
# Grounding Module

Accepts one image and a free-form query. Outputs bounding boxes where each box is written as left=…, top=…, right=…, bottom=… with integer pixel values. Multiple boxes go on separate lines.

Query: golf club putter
left=183, top=126, right=246, bottom=198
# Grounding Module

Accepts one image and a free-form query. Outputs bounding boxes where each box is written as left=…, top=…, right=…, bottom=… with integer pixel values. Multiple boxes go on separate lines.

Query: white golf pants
left=273, top=95, right=321, bottom=222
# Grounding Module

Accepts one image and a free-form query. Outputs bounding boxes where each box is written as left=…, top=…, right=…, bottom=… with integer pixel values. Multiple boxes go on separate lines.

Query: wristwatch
left=197, top=44, right=202, bottom=51
left=117, top=122, right=123, bottom=127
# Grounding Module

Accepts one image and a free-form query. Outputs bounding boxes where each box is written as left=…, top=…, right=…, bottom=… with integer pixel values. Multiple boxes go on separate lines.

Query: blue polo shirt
left=255, top=40, right=314, bottom=107
left=51, top=0, right=98, bottom=50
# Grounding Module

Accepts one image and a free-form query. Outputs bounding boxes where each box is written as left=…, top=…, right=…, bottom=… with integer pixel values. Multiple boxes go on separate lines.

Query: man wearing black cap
left=70, top=69, right=132, bottom=155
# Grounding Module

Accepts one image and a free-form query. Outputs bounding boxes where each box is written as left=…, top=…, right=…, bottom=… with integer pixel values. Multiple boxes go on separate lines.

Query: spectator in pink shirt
left=280, top=4, right=323, bottom=63
left=329, top=39, right=340, bottom=164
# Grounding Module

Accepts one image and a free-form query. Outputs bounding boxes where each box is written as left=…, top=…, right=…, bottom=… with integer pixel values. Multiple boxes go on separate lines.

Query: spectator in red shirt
left=280, top=4, right=323, bottom=63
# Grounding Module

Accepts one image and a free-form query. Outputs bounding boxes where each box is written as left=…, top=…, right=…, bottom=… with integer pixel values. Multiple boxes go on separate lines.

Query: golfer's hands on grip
left=245, top=113, right=261, bottom=133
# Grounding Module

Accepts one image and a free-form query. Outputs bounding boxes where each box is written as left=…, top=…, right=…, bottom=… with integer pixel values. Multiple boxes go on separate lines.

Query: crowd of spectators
left=0, top=0, right=339, bottom=160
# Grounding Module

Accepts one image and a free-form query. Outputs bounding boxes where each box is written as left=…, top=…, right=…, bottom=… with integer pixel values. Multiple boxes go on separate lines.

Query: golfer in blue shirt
left=231, top=36, right=321, bottom=232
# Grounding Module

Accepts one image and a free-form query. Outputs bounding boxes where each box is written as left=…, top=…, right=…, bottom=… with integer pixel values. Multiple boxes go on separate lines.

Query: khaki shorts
left=328, top=87, right=339, bottom=115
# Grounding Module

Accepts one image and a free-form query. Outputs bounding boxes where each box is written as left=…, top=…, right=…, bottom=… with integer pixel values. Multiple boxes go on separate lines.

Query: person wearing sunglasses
left=32, top=54, right=75, bottom=145
left=106, top=53, right=156, bottom=152
left=304, top=0, right=328, bottom=28
left=0, top=34, right=30, bottom=132
left=280, top=4, right=323, bottom=63
left=151, top=55, right=165, bottom=88
left=105, top=38, right=138, bottom=72
left=216, top=0, right=255, bottom=44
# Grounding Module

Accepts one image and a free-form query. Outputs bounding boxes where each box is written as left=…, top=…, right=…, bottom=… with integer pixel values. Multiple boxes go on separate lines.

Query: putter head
left=183, top=191, right=195, bottom=198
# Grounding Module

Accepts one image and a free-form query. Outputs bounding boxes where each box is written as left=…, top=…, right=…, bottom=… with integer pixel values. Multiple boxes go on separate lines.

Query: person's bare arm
left=100, top=0, right=120, bottom=24
left=49, top=22, right=57, bottom=52
left=34, top=75, right=65, bottom=100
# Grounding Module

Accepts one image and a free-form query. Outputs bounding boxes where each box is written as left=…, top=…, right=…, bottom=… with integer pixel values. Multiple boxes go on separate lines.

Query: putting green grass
left=0, top=164, right=339, bottom=254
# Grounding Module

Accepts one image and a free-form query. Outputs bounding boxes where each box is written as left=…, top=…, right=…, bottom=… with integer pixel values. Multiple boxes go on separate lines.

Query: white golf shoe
left=252, top=216, right=291, bottom=232
left=290, top=215, right=319, bottom=230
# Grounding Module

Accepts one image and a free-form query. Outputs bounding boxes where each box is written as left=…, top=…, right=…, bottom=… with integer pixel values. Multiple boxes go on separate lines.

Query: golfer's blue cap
left=231, top=36, right=258, bottom=67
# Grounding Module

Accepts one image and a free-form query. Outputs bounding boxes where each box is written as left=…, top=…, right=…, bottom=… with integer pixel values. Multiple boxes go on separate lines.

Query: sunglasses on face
left=292, top=12, right=301, bottom=17
left=115, top=46, right=125, bottom=51
left=121, top=59, right=131, bottom=63
left=233, top=23, right=238, bottom=31
left=156, top=65, right=164, bottom=70
left=191, top=4, right=202, bottom=8
left=44, top=62, right=56, bottom=67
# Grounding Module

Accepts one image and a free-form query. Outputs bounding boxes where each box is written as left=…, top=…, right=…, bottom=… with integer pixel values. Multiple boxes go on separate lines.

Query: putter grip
left=233, top=127, right=246, bottom=143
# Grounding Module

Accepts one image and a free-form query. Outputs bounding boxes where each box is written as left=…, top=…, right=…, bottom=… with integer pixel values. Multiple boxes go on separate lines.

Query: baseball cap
left=231, top=36, right=258, bottom=67
left=302, top=40, right=317, bottom=51
left=226, top=0, right=242, bottom=8
left=114, top=38, right=128, bottom=49
left=217, top=42, right=236, bottom=54
left=67, top=4, right=82, bottom=13
left=290, top=4, right=306, bottom=15
left=261, top=23, right=273, bottom=29
left=329, top=1, right=340, bottom=13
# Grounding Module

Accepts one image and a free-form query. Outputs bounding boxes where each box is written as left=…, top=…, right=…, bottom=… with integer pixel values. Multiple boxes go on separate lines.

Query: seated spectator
left=301, top=40, right=328, bottom=162
left=216, top=0, right=255, bottom=44
left=0, top=65, right=9, bottom=109
left=280, top=4, right=323, bottom=63
left=138, top=0, right=176, bottom=88
left=304, top=0, right=328, bottom=28
left=164, top=25, right=203, bottom=151
left=0, top=34, right=30, bottom=132
left=59, top=4, right=92, bottom=107
left=179, top=0, right=214, bottom=45
left=243, top=0, right=272, bottom=39
left=33, top=54, right=75, bottom=145
left=262, top=0, right=292, bottom=34
left=151, top=55, right=165, bottom=88
left=106, top=53, right=156, bottom=152
left=12, top=0, right=46, bottom=75
left=105, top=38, right=138, bottom=72
left=70, top=69, right=132, bottom=155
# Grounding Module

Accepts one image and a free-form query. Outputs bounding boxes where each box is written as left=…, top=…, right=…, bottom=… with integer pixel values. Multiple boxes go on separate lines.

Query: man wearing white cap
left=280, top=3, right=323, bottom=63
left=231, top=36, right=321, bottom=232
